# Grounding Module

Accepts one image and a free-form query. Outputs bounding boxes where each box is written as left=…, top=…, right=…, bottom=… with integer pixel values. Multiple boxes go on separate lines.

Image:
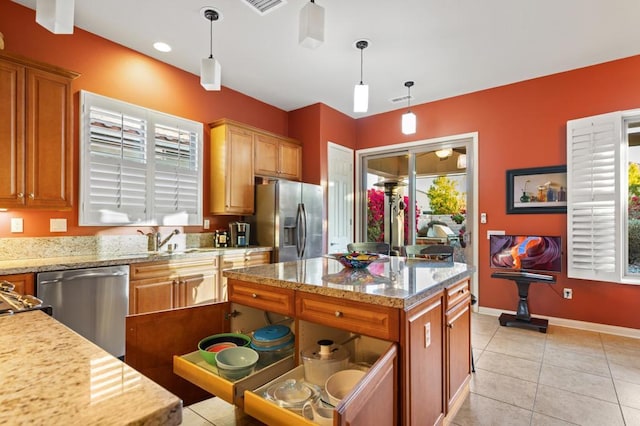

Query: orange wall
left=0, top=0, right=288, bottom=237
left=357, top=55, right=640, bottom=329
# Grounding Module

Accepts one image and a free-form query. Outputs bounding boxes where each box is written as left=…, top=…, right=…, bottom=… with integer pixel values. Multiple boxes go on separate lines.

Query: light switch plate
left=203, top=219, right=210, bottom=230
left=10, top=218, right=23, bottom=233
left=425, top=322, right=431, bottom=348
left=50, top=218, right=67, bottom=232
left=480, top=212, right=487, bottom=223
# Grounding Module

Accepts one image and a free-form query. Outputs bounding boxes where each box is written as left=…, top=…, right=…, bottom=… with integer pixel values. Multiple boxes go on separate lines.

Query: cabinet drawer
left=445, top=279, right=470, bottom=311
left=173, top=352, right=295, bottom=408
left=228, top=280, right=294, bottom=316
left=296, top=292, right=400, bottom=342
left=130, top=256, right=217, bottom=280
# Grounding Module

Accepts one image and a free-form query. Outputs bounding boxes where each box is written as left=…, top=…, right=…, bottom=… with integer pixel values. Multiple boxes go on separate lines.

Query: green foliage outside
left=629, top=219, right=640, bottom=264
left=426, top=176, right=462, bottom=214
left=630, top=163, right=640, bottom=197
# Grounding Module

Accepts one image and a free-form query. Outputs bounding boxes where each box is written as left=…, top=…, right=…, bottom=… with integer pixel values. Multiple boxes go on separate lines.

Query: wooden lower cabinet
left=403, top=293, right=444, bottom=426
left=445, top=294, right=471, bottom=413
left=0, top=273, right=34, bottom=295
left=219, top=250, right=270, bottom=301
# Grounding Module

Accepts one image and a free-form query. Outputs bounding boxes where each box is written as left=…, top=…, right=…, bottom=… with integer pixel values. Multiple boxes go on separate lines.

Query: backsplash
left=0, top=233, right=215, bottom=261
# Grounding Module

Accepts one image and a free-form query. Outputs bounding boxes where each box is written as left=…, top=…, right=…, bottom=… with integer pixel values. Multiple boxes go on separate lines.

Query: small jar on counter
left=215, top=229, right=229, bottom=248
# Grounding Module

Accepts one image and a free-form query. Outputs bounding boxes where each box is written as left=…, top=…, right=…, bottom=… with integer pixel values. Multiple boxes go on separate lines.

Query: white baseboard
left=477, top=306, right=640, bottom=339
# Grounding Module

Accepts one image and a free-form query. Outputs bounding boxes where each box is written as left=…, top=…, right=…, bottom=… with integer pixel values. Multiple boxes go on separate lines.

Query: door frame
left=355, top=132, right=479, bottom=307
left=327, top=141, right=355, bottom=253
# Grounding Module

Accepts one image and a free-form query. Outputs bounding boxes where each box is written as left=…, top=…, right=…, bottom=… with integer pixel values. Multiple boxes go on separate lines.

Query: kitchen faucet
left=137, top=229, right=180, bottom=252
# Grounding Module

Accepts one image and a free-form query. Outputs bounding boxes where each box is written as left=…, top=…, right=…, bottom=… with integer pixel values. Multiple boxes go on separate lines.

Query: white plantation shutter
left=80, top=91, right=203, bottom=226
left=566, top=112, right=622, bottom=282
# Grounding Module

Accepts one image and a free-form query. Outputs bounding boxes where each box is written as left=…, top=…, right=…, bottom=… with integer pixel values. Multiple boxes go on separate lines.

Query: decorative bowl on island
left=326, top=252, right=382, bottom=269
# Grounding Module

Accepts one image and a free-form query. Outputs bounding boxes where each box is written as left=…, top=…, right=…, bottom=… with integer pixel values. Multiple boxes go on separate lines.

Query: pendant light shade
left=435, top=148, right=452, bottom=159
left=299, top=0, right=324, bottom=49
left=201, top=8, right=222, bottom=91
left=36, top=0, right=75, bottom=34
left=401, top=81, right=416, bottom=135
left=353, top=40, right=369, bottom=113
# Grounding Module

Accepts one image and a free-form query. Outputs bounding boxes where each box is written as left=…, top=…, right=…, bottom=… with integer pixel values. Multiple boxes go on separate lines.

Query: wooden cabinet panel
left=0, top=273, right=34, bottom=295
left=296, top=292, right=400, bottom=341
left=182, top=272, right=218, bottom=307
left=254, top=133, right=279, bottom=177
left=129, top=278, right=176, bottom=314
left=445, top=295, right=471, bottom=412
left=254, top=132, right=302, bottom=181
left=228, top=279, right=294, bottom=316
left=0, top=51, right=77, bottom=209
left=220, top=250, right=270, bottom=301
left=404, top=294, right=444, bottom=426
left=445, top=279, right=470, bottom=311
left=278, top=139, right=302, bottom=181
left=210, top=121, right=254, bottom=215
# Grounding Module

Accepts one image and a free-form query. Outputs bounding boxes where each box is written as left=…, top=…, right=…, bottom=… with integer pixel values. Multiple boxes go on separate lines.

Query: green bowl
left=198, top=333, right=251, bottom=366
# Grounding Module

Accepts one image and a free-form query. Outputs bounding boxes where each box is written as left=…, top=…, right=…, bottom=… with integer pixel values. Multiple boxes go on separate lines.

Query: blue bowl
left=331, top=252, right=380, bottom=269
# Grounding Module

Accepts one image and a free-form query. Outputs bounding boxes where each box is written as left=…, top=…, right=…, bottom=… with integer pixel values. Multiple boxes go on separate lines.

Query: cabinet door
left=129, top=277, right=176, bottom=314
left=25, top=68, right=73, bottom=208
left=0, top=60, right=25, bottom=207
left=126, top=303, right=230, bottom=406
left=0, top=273, right=34, bottom=295
left=335, top=343, right=398, bottom=426
left=254, top=133, right=279, bottom=177
left=182, top=272, right=219, bottom=307
left=405, top=295, right=444, bottom=426
left=278, top=140, right=302, bottom=181
left=226, top=126, right=254, bottom=214
left=446, top=297, right=471, bottom=412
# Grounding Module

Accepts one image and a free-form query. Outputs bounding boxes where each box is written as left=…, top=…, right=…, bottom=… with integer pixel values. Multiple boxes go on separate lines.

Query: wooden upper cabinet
left=210, top=120, right=255, bottom=215
left=0, top=51, right=78, bottom=209
left=254, top=132, right=302, bottom=181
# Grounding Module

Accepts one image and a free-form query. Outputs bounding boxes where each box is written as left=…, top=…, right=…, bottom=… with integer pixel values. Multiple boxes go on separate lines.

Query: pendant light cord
left=209, top=16, right=213, bottom=59
left=360, top=47, right=364, bottom=85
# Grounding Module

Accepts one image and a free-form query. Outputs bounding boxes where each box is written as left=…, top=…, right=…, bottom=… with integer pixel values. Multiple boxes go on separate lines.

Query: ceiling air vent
left=242, top=0, right=288, bottom=15
left=390, top=95, right=413, bottom=104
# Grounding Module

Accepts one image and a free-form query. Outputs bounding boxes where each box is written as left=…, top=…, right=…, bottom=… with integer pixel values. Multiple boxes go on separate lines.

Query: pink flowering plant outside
left=366, top=189, right=419, bottom=244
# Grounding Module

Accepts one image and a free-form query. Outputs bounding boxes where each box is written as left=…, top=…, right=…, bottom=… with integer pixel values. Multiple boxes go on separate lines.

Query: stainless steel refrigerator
left=253, top=180, right=323, bottom=262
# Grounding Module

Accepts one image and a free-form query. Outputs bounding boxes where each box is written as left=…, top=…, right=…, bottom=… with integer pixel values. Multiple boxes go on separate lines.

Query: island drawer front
left=445, top=279, right=470, bottom=310
left=228, top=280, right=295, bottom=316
left=131, top=256, right=218, bottom=280
left=173, top=352, right=296, bottom=408
left=295, top=292, right=400, bottom=341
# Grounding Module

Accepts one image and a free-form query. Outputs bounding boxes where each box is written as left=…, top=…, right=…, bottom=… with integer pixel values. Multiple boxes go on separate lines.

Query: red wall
left=356, top=56, right=640, bottom=329
left=0, top=0, right=288, bottom=237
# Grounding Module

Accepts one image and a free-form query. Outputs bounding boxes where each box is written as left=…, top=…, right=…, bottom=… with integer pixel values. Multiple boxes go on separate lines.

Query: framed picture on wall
left=506, top=165, right=567, bottom=214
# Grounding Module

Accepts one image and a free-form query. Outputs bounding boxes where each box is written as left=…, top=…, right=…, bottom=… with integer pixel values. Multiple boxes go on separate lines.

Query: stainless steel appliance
left=36, top=265, right=129, bottom=358
left=253, top=180, right=323, bottom=262
left=229, top=222, right=250, bottom=247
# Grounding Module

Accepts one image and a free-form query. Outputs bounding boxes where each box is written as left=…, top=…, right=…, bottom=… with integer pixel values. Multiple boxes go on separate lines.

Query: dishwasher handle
left=38, top=270, right=128, bottom=285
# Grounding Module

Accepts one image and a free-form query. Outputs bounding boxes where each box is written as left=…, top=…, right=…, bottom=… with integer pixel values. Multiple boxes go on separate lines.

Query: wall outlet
left=425, top=322, right=431, bottom=348
left=50, top=218, right=67, bottom=232
left=10, top=218, right=23, bottom=233
left=563, top=288, right=573, bottom=299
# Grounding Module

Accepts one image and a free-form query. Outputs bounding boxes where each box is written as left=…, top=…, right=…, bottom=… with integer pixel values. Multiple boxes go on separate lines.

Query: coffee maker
left=229, top=222, right=250, bottom=247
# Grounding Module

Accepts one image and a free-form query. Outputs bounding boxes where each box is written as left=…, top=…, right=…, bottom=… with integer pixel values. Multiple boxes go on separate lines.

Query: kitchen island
left=171, top=256, right=474, bottom=426
left=0, top=310, right=182, bottom=425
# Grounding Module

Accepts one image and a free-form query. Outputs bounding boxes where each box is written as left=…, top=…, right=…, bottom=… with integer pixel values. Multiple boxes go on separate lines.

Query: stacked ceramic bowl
left=250, top=324, right=295, bottom=367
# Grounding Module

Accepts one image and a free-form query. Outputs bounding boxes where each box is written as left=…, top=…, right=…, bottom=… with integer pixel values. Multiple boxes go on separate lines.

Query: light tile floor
left=181, top=313, right=640, bottom=425
left=452, top=313, right=640, bottom=426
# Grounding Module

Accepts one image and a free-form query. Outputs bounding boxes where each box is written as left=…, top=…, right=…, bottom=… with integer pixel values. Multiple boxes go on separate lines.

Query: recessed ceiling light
left=153, top=42, right=172, bottom=52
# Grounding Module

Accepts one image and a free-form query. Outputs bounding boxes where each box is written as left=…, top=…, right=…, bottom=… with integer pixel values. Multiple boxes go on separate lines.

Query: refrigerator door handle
left=300, top=203, right=308, bottom=258
left=296, top=203, right=304, bottom=258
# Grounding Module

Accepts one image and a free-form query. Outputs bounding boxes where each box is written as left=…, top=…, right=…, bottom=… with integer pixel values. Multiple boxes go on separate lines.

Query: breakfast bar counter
left=0, top=310, right=182, bottom=425
left=224, top=256, right=474, bottom=310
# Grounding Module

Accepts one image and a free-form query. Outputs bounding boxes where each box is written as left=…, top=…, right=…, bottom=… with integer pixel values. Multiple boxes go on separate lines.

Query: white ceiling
left=12, top=0, right=640, bottom=118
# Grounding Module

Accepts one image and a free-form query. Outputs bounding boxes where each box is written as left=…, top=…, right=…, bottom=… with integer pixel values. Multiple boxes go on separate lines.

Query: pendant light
left=353, top=40, right=369, bottom=113
left=299, top=0, right=324, bottom=49
left=435, top=148, right=452, bottom=159
left=401, top=81, right=416, bottom=135
left=201, top=8, right=222, bottom=91
left=457, top=153, right=467, bottom=169
left=36, top=0, right=75, bottom=34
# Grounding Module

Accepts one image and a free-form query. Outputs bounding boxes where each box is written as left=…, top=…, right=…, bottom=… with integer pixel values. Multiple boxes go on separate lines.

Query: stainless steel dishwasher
left=36, top=265, right=129, bottom=359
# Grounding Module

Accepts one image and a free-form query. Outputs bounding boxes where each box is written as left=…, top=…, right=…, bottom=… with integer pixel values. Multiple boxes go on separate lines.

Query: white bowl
left=324, top=369, right=366, bottom=406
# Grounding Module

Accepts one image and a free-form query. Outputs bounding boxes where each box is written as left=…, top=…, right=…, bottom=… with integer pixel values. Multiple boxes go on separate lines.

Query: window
left=79, top=91, right=203, bottom=226
left=566, top=110, right=640, bottom=284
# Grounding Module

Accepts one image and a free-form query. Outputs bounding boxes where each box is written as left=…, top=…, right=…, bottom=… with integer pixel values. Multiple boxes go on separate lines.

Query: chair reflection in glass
left=347, top=242, right=390, bottom=255
left=403, top=244, right=453, bottom=261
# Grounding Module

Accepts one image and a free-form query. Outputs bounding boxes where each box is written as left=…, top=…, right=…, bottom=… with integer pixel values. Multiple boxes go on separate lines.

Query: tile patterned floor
left=181, top=313, right=640, bottom=425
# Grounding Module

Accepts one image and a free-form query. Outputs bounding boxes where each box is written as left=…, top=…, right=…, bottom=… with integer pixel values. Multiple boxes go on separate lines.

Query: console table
left=491, top=271, right=556, bottom=333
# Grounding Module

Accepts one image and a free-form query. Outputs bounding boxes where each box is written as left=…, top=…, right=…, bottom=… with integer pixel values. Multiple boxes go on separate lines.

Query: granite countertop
left=0, top=246, right=272, bottom=275
left=225, top=256, right=475, bottom=310
left=0, top=310, right=182, bottom=425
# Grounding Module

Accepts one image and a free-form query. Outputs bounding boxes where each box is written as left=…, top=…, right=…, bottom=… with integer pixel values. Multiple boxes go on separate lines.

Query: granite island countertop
left=0, top=310, right=182, bottom=425
left=0, top=246, right=272, bottom=275
left=225, top=256, right=475, bottom=310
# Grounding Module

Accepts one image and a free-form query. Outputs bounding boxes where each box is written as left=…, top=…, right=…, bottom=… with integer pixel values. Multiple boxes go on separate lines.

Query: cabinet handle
left=17, top=192, right=24, bottom=199
left=335, top=311, right=343, bottom=318
left=28, top=193, right=34, bottom=199
left=459, top=289, right=465, bottom=294
left=252, top=293, right=258, bottom=298
left=448, top=323, right=453, bottom=329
